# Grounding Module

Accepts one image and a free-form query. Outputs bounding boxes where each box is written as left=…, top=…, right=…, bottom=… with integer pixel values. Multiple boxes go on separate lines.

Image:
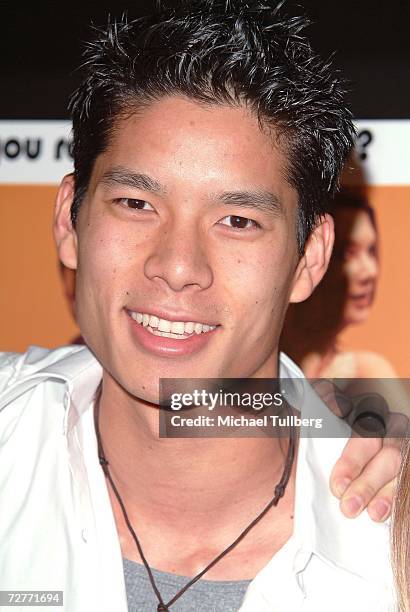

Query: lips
left=128, top=309, right=217, bottom=337
left=349, top=292, right=373, bottom=307
left=125, top=308, right=219, bottom=357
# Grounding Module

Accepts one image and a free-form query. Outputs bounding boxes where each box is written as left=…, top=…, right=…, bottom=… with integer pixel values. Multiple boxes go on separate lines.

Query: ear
left=54, top=174, right=78, bottom=270
left=289, top=214, right=334, bottom=303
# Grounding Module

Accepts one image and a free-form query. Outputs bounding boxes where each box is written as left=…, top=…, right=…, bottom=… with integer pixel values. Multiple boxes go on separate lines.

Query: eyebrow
left=218, top=190, right=284, bottom=217
left=99, top=166, right=167, bottom=196
left=98, top=165, right=283, bottom=216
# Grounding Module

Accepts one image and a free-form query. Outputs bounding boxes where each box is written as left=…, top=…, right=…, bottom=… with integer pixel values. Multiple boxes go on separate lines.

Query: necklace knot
left=98, top=455, right=109, bottom=475
left=274, top=483, right=286, bottom=499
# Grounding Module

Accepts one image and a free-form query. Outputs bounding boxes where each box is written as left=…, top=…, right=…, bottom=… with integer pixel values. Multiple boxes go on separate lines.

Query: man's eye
left=218, top=215, right=259, bottom=230
left=115, top=198, right=154, bottom=211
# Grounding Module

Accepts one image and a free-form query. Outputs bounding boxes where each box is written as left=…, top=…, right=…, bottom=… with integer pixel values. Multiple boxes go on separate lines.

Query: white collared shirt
left=0, top=345, right=397, bottom=611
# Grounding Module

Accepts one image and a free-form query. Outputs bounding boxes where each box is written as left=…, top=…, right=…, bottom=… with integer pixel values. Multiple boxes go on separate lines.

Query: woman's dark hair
left=332, top=189, right=377, bottom=231
left=69, top=0, right=355, bottom=253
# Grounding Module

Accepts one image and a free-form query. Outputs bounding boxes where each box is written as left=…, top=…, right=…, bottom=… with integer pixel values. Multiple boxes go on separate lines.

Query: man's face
left=61, top=96, right=305, bottom=402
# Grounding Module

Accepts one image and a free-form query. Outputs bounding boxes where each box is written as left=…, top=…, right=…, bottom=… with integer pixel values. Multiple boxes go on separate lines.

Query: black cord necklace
left=94, top=392, right=296, bottom=612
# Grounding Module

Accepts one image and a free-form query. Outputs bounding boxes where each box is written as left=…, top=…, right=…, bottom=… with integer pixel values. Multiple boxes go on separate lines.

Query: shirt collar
left=0, top=345, right=102, bottom=434
left=1, top=345, right=391, bottom=584
left=293, top=389, right=391, bottom=584
left=278, top=353, right=391, bottom=583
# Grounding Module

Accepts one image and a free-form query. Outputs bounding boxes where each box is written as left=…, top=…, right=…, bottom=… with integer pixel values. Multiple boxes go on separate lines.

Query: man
left=0, top=1, right=400, bottom=610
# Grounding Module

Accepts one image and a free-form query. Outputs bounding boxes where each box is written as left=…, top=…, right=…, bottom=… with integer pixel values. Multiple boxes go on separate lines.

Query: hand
left=330, top=436, right=401, bottom=522
left=311, top=378, right=408, bottom=522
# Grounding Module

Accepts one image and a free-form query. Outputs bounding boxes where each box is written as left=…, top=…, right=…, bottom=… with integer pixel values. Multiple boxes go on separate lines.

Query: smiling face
left=335, top=207, right=379, bottom=326
left=55, top=96, right=331, bottom=403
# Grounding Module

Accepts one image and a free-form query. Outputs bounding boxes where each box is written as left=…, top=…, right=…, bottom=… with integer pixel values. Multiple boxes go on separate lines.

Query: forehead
left=91, top=96, right=294, bottom=203
left=334, top=208, right=376, bottom=244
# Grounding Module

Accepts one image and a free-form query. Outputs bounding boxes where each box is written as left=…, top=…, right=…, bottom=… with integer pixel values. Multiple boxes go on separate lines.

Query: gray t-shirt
left=123, top=557, right=251, bottom=611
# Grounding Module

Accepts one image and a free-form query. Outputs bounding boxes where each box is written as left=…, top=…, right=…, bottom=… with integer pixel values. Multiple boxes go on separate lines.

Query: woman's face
left=334, top=208, right=379, bottom=326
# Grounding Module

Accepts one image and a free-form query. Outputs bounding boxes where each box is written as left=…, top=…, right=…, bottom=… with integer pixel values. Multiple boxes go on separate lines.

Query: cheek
left=221, top=247, right=294, bottom=330
left=79, top=215, right=140, bottom=274
left=343, top=259, right=358, bottom=285
left=75, top=221, right=135, bottom=318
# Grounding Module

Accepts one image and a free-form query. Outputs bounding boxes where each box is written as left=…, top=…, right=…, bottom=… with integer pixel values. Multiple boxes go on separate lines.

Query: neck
left=97, top=372, right=292, bottom=525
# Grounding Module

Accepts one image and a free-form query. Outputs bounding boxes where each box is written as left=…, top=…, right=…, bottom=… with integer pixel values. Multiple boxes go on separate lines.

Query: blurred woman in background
left=281, top=188, right=397, bottom=377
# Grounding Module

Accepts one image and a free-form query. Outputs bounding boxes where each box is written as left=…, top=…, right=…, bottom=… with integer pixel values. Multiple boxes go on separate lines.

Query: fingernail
left=343, top=495, right=364, bottom=517
left=373, top=499, right=391, bottom=522
left=334, top=478, right=351, bottom=497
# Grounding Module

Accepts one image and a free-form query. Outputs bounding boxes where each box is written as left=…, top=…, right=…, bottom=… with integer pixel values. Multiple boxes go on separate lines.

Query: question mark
left=356, top=129, right=373, bottom=160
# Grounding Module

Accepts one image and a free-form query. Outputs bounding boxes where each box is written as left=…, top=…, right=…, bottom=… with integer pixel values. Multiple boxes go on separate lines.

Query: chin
left=343, top=306, right=371, bottom=327
left=122, top=377, right=162, bottom=406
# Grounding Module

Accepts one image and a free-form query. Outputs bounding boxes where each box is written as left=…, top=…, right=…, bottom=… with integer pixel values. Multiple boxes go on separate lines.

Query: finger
left=330, top=436, right=382, bottom=499
left=339, top=444, right=401, bottom=519
left=366, top=479, right=397, bottom=522
left=385, top=412, right=410, bottom=439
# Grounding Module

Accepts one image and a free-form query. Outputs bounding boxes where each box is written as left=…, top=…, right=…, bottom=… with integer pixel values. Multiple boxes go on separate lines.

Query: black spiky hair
left=69, top=0, right=355, bottom=252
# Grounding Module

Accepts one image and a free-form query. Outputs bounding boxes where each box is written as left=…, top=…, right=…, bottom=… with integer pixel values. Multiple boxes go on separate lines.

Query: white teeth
left=130, top=311, right=217, bottom=335
left=150, top=329, right=187, bottom=339
left=158, top=318, right=172, bottom=332
left=171, top=321, right=185, bottom=334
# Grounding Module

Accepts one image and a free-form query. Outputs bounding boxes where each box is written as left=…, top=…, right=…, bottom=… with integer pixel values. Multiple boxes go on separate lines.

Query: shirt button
left=81, top=528, right=88, bottom=543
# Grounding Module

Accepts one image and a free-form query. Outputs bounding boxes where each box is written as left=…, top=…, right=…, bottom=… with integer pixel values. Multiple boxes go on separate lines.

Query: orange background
left=0, top=184, right=409, bottom=376
left=0, top=185, right=79, bottom=350
left=339, top=185, right=410, bottom=377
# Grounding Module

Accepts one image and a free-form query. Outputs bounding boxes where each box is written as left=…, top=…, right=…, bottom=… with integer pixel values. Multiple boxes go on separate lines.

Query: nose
left=360, top=251, right=378, bottom=282
left=144, top=219, right=213, bottom=292
left=357, top=252, right=379, bottom=284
